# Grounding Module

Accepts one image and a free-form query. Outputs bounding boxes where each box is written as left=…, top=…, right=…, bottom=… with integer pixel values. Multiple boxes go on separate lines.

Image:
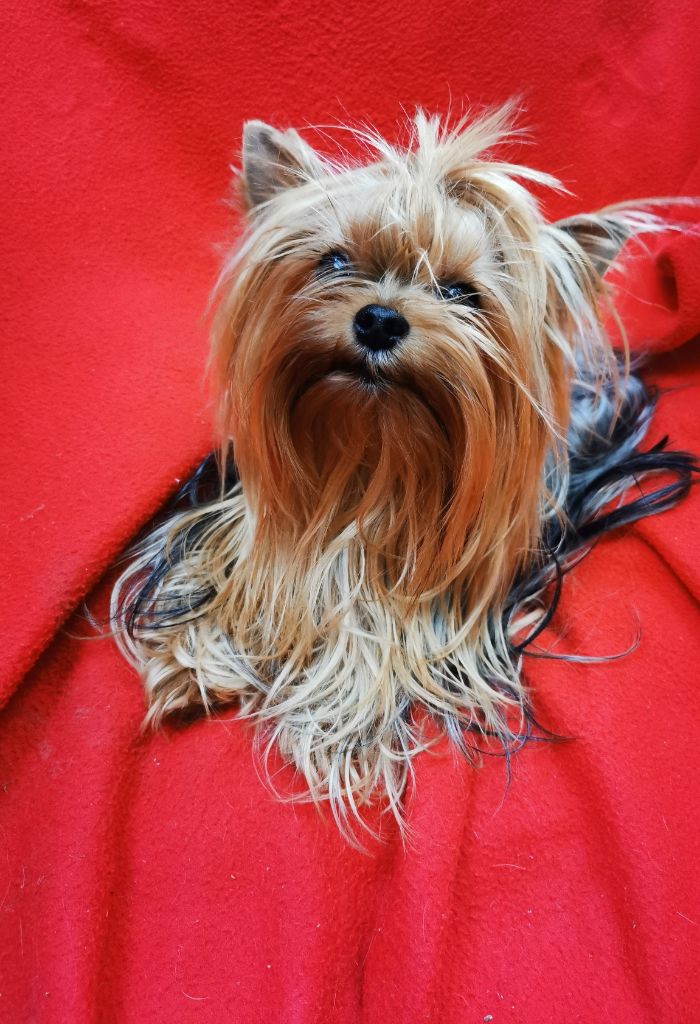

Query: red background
left=1, top=2, right=699, bottom=1021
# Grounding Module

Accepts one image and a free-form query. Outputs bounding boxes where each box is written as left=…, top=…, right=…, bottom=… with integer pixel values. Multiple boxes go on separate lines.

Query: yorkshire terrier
left=111, top=105, right=695, bottom=835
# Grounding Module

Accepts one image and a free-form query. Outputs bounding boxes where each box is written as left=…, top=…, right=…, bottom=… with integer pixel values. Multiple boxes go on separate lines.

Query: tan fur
left=112, top=105, right=665, bottom=836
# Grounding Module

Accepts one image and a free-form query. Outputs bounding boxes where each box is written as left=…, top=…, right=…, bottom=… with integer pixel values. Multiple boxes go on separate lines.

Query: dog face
left=211, top=110, right=607, bottom=610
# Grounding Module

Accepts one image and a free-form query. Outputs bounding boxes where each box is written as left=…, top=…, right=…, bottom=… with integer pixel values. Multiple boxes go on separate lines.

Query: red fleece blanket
left=1, top=3, right=699, bottom=1021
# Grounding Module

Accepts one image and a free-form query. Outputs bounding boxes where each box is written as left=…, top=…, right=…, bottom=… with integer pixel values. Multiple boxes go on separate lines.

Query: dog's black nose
left=353, top=304, right=409, bottom=352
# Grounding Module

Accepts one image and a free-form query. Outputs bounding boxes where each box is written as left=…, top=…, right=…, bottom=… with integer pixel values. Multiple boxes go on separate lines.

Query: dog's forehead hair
left=315, top=164, right=505, bottom=280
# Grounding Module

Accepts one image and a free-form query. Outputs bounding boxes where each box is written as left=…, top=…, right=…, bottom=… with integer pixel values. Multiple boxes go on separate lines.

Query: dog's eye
left=318, top=250, right=351, bottom=275
left=436, top=281, right=480, bottom=307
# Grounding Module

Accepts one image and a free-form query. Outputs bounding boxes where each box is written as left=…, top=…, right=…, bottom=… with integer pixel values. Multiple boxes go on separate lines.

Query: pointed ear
left=239, top=121, right=325, bottom=210
left=555, top=213, right=631, bottom=278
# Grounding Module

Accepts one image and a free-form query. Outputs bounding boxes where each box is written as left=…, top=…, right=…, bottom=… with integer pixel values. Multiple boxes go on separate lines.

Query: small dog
left=112, top=105, right=695, bottom=835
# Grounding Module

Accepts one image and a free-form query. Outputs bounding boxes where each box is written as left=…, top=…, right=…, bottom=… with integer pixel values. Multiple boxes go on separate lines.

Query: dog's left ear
left=239, top=121, right=325, bottom=210
left=554, top=213, right=631, bottom=278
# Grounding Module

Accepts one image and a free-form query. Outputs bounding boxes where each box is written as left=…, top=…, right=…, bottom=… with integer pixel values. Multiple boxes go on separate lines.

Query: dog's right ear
left=239, top=121, right=325, bottom=210
left=554, top=213, right=633, bottom=279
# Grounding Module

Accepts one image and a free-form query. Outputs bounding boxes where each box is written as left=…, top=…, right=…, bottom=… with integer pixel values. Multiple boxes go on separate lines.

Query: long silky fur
left=110, top=106, right=697, bottom=839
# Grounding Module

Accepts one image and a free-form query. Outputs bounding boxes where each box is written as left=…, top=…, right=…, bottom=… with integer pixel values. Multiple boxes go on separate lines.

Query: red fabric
left=1, top=3, right=699, bottom=1021
left=610, top=159, right=700, bottom=355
